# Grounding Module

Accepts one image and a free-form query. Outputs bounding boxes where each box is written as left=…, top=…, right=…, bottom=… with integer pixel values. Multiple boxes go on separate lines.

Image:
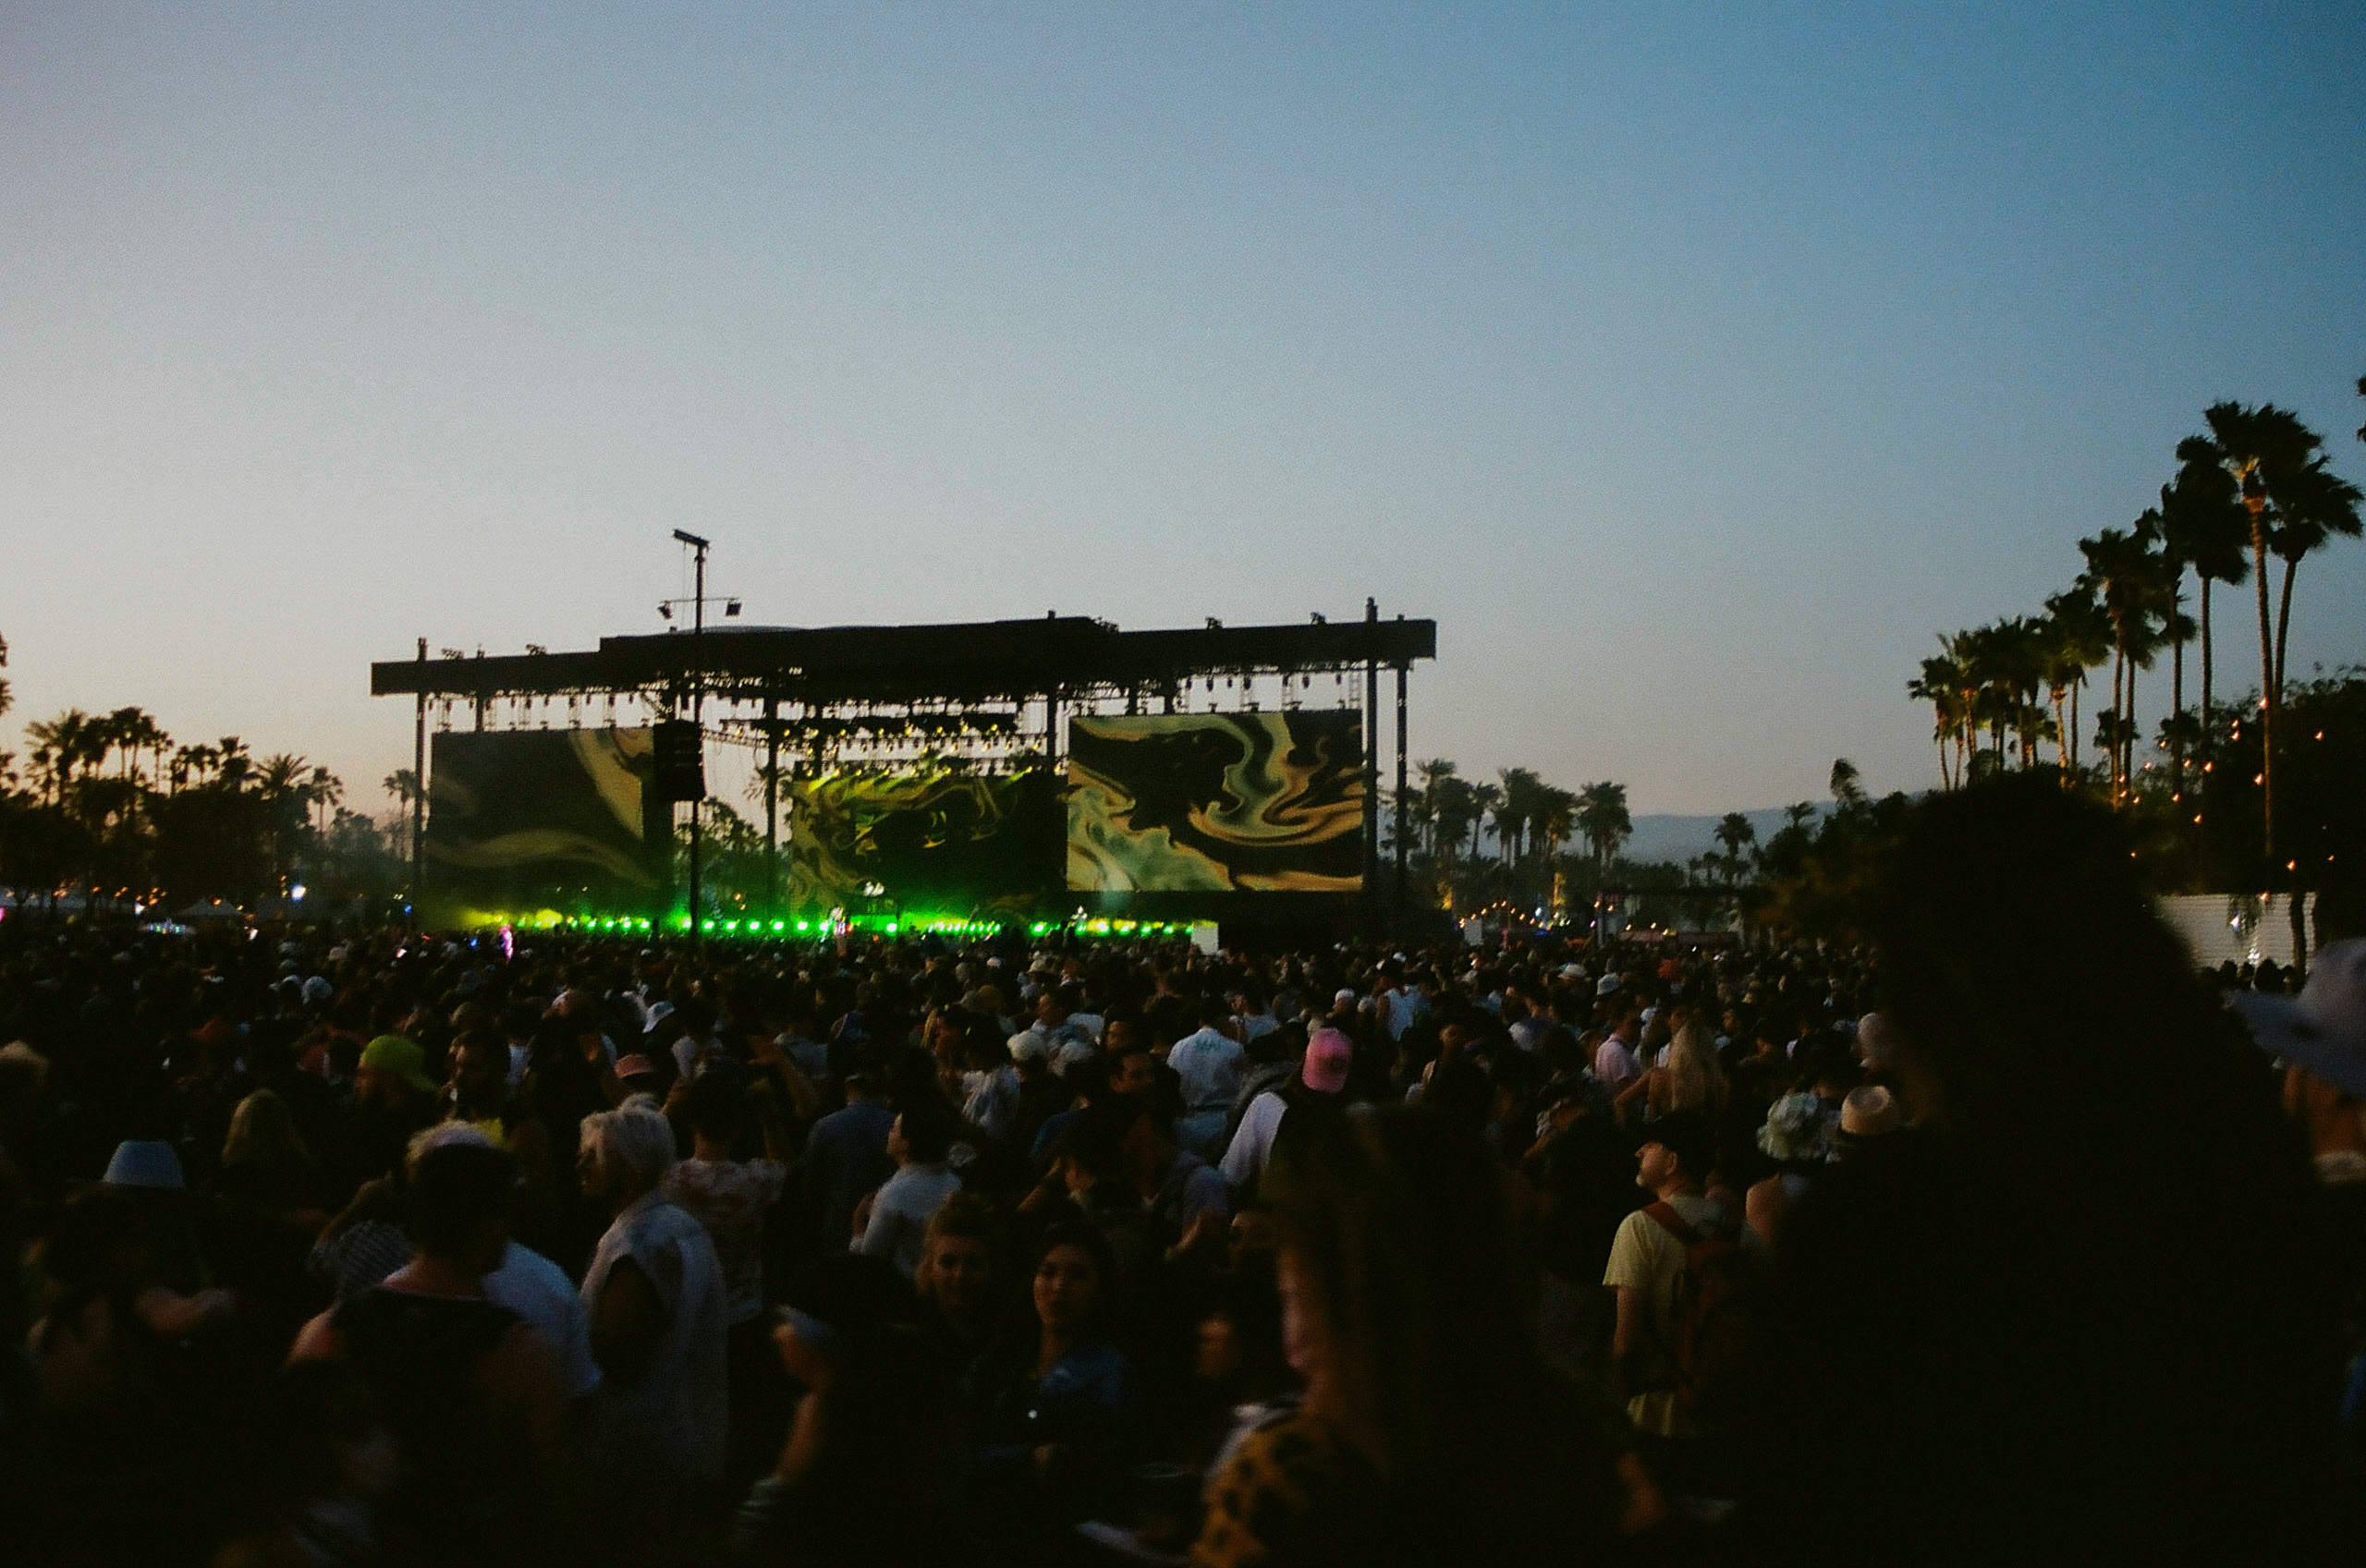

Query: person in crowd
left=576, top=1098, right=730, bottom=1551
left=1750, top=774, right=2345, bottom=1563
left=1592, top=1004, right=1644, bottom=1091
left=798, top=1068, right=895, bottom=1254
left=289, top=1133, right=567, bottom=1563
left=913, top=1191, right=1004, bottom=1365
left=730, top=1254, right=961, bottom=1565
left=1170, top=996, right=1249, bottom=1161
left=1603, top=1111, right=1733, bottom=1482
left=962, top=1221, right=1142, bottom=1554
left=1193, top=1105, right=1627, bottom=1566
left=1221, top=1028, right=1353, bottom=1197
left=855, top=1104, right=962, bottom=1275
left=1615, top=1018, right=1727, bottom=1125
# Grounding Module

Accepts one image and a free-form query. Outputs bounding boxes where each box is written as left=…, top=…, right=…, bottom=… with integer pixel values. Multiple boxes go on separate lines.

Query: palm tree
left=1414, top=760, right=1458, bottom=856
left=1829, top=757, right=1867, bottom=809
left=1908, top=650, right=1969, bottom=789
left=1467, top=781, right=1504, bottom=861
left=2189, top=402, right=2337, bottom=875
left=1494, top=768, right=1544, bottom=865
left=2264, top=457, right=2363, bottom=703
left=2079, top=526, right=2168, bottom=806
left=1714, top=811, right=1756, bottom=883
left=2165, top=437, right=2251, bottom=755
left=1535, top=785, right=1578, bottom=865
left=2040, top=589, right=2108, bottom=780
left=1574, top=781, right=1632, bottom=874
left=305, top=766, right=344, bottom=838
left=383, top=768, right=422, bottom=860
left=24, top=710, right=100, bottom=807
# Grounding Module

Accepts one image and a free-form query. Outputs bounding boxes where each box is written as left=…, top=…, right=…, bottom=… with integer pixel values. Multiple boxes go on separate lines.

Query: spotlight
left=725, top=600, right=742, bottom=617
left=658, top=603, right=674, bottom=621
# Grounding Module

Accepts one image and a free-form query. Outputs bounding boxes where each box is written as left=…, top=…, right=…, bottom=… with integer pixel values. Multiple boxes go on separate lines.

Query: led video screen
left=787, top=768, right=1056, bottom=915
left=423, top=729, right=660, bottom=923
left=1067, top=711, right=1364, bottom=893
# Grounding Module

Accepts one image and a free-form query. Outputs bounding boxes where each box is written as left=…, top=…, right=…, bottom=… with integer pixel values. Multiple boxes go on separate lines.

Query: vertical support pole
left=764, top=691, right=780, bottom=916
left=412, top=638, right=428, bottom=918
left=1363, top=597, right=1380, bottom=927
left=1395, top=654, right=1409, bottom=915
left=688, top=543, right=706, bottom=945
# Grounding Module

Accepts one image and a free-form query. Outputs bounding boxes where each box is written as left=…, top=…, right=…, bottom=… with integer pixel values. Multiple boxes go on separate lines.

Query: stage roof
left=372, top=614, right=1437, bottom=707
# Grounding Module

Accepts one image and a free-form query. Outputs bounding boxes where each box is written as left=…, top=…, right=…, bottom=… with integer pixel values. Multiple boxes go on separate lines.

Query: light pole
left=674, top=529, right=711, bottom=945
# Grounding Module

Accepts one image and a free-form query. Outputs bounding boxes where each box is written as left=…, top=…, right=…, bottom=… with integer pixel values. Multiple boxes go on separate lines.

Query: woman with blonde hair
left=1615, top=1021, right=1727, bottom=1126
left=221, top=1088, right=318, bottom=1205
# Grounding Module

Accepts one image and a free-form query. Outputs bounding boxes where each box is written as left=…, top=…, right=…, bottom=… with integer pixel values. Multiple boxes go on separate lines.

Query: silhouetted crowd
left=3, top=775, right=2362, bottom=1565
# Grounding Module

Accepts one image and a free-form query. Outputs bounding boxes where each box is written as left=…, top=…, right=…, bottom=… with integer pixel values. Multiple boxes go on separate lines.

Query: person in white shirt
left=1594, top=1006, right=1644, bottom=1089
left=856, top=1110, right=963, bottom=1276
left=1222, top=1028, right=1353, bottom=1193
left=1167, top=999, right=1247, bottom=1161
left=577, top=1099, right=728, bottom=1542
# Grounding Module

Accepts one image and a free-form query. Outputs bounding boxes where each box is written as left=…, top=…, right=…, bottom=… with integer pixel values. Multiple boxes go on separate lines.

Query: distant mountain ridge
left=1620, top=808, right=1811, bottom=867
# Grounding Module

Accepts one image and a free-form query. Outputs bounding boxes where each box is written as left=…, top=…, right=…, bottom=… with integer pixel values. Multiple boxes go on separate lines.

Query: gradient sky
left=5, top=2, right=2362, bottom=818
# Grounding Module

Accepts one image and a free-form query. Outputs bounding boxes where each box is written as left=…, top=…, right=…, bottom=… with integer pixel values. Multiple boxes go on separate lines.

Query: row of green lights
left=472, top=913, right=1196, bottom=940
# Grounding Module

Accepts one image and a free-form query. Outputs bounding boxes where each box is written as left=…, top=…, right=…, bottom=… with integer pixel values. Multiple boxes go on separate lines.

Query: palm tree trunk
left=2111, top=645, right=2126, bottom=803
left=2251, top=522, right=2277, bottom=873
left=2199, top=577, right=2214, bottom=747
left=2068, top=679, right=2081, bottom=783
left=2274, top=555, right=2299, bottom=717
left=2274, top=553, right=2307, bottom=971
left=2129, top=657, right=2148, bottom=804
left=2170, top=626, right=2186, bottom=805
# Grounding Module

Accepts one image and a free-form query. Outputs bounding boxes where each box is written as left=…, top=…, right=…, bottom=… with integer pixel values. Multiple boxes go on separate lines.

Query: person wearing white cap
left=2234, top=939, right=2366, bottom=1186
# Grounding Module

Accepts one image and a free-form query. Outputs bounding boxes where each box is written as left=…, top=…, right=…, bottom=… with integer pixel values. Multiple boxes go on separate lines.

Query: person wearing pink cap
left=1219, top=1027, right=1354, bottom=1197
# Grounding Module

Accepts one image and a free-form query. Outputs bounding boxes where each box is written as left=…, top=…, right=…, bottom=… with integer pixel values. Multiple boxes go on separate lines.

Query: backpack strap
left=1643, top=1199, right=1703, bottom=1249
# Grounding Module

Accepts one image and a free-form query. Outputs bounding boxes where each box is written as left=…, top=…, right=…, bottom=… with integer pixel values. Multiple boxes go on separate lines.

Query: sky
left=3, top=1, right=2362, bottom=817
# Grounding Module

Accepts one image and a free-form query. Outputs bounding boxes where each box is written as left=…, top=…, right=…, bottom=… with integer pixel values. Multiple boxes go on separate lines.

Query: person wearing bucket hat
left=2234, top=938, right=2366, bottom=1185
left=103, top=1138, right=186, bottom=1190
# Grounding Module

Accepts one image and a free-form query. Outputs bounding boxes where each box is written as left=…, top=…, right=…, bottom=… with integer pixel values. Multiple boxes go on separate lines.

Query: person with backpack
left=1603, top=1111, right=1749, bottom=1487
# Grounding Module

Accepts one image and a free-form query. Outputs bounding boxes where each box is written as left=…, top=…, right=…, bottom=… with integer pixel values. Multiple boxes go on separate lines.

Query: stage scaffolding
left=374, top=608, right=1438, bottom=928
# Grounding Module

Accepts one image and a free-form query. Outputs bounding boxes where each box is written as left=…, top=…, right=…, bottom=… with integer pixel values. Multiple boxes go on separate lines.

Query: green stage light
left=772, top=920, right=786, bottom=931
left=796, top=920, right=810, bottom=931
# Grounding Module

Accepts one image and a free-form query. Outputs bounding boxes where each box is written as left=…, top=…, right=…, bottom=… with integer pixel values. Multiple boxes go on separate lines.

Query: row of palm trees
left=16, top=704, right=350, bottom=831
left=1402, top=762, right=1637, bottom=876
left=1912, top=396, right=2362, bottom=868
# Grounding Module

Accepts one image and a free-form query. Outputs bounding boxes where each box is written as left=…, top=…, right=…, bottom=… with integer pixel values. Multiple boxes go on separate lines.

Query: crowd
left=0, top=774, right=2361, bottom=1565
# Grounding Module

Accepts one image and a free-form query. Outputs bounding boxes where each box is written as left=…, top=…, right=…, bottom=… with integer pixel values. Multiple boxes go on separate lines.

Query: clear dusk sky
left=4, top=3, right=2362, bottom=817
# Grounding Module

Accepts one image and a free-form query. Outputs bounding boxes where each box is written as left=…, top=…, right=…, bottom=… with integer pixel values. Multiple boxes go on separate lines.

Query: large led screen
left=787, top=768, right=1055, bottom=916
left=1067, top=711, right=1364, bottom=893
left=424, top=729, right=659, bottom=923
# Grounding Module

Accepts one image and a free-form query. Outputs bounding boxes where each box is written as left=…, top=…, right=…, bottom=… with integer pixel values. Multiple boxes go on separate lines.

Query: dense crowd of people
left=1, top=775, right=2361, bottom=1565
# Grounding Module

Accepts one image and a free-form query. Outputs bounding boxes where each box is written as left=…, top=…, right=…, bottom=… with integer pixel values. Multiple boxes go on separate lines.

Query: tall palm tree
left=2264, top=456, right=2363, bottom=704
left=383, top=761, right=421, bottom=851
left=1467, top=782, right=1504, bottom=861
left=1714, top=812, right=1756, bottom=882
left=1535, top=785, right=1578, bottom=866
left=2165, top=436, right=2251, bottom=754
left=306, top=766, right=344, bottom=838
left=1575, top=781, right=1632, bottom=874
left=1908, top=650, right=1968, bottom=789
left=2079, top=527, right=2167, bottom=806
left=1413, top=759, right=1458, bottom=857
left=1494, top=767, right=1543, bottom=865
left=2041, top=589, right=2107, bottom=780
left=2189, top=402, right=2333, bottom=875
